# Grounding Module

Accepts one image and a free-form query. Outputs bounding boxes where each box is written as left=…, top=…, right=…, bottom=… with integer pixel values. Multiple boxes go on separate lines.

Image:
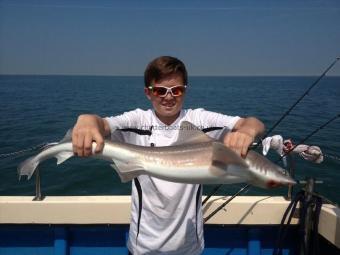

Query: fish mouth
left=266, top=179, right=297, bottom=188
left=266, top=180, right=281, bottom=188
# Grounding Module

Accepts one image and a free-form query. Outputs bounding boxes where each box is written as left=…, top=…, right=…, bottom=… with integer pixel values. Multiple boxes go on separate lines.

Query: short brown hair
left=144, top=56, right=188, bottom=87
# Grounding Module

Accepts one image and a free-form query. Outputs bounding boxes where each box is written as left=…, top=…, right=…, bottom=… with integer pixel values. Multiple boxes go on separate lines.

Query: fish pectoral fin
left=56, top=151, right=74, bottom=165
left=211, top=160, right=251, bottom=180
left=110, top=160, right=144, bottom=183
left=212, top=142, right=248, bottom=168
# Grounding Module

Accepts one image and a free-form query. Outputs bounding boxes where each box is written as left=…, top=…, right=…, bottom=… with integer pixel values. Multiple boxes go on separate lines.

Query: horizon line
left=1, top=74, right=340, bottom=77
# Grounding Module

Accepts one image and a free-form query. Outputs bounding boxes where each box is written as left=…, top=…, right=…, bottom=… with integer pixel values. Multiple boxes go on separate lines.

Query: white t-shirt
left=105, top=108, right=240, bottom=255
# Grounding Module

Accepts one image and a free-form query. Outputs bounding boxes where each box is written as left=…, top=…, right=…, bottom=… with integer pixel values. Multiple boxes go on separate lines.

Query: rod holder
left=287, top=155, right=295, bottom=200
left=33, top=167, right=44, bottom=201
left=300, top=177, right=315, bottom=255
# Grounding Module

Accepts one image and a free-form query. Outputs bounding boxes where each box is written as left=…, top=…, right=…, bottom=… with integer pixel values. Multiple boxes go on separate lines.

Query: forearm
left=233, top=117, right=265, bottom=139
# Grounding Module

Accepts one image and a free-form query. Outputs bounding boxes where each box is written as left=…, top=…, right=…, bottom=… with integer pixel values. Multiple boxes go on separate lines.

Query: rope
left=275, top=113, right=340, bottom=163
left=273, top=190, right=323, bottom=255
left=0, top=142, right=57, bottom=159
left=273, top=191, right=305, bottom=255
left=324, top=153, right=340, bottom=162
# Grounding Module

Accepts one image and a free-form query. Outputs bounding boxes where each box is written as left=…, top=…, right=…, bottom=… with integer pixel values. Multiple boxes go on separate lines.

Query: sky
left=0, top=0, right=340, bottom=76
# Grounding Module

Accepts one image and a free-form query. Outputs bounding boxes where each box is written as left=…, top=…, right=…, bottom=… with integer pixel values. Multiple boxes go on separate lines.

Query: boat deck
left=0, top=196, right=339, bottom=254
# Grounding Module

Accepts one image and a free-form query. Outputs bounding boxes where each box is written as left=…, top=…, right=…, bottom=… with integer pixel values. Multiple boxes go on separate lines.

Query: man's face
left=145, top=74, right=186, bottom=125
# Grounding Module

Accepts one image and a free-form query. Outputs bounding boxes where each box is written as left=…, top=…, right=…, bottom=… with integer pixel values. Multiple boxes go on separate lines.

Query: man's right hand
left=72, top=114, right=110, bottom=157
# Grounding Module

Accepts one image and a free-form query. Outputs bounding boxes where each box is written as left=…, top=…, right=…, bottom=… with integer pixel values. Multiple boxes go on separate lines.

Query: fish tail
left=17, top=156, right=40, bottom=180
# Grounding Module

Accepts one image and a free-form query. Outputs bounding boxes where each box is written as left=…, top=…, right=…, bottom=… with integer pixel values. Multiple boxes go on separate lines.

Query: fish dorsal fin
left=211, top=142, right=248, bottom=168
left=172, top=121, right=213, bottom=146
left=59, top=129, right=73, bottom=143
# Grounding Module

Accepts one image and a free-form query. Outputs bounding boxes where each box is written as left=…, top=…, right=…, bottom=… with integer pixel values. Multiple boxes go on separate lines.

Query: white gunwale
left=0, top=195, right=339, bottom=248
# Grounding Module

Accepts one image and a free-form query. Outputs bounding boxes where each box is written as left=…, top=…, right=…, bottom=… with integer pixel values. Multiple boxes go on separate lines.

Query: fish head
left=245, top=150, right=296, bottom=189
left=264, top=175, right=296, bottom=188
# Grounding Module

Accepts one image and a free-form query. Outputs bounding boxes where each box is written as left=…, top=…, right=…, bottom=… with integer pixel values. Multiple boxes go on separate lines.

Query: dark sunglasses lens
left=171, top=87, right=185, bottom=96
left=152, top=87, right=167, bottom=96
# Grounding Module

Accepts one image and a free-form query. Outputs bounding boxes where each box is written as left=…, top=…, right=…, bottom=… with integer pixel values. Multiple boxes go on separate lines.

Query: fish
left=18, top=121, right=296, bottom=189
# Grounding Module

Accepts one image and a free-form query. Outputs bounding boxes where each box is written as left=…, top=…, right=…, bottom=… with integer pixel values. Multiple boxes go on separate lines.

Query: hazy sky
left=1, top=0, right=339, bottom=76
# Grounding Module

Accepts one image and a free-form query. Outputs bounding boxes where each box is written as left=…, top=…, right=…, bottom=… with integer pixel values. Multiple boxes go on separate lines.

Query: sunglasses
left=148, top=85, right=187, bottom=97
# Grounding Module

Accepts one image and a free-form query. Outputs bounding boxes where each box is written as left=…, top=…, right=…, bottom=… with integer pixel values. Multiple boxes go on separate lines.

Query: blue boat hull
left=0, top=224, right=300, bottom=255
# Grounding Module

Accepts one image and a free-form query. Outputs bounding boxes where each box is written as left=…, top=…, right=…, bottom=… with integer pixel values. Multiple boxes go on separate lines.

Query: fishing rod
left=202, top=57, right=339, bottom=207
left=261, top=57, right=339, bottom=140
left=204, top=113, right=340, bottom=221
left=202, top=57, right=340, bottom=205
left=204, top=184, right=250, bottom=223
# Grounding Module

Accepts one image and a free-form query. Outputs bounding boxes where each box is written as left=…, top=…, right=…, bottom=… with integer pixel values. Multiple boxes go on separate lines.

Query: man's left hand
left=223, top=131, right=254, bottom=158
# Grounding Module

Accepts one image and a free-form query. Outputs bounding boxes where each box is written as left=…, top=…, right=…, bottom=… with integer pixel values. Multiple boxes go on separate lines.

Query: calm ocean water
left=0, top=75, right=339, bottom=203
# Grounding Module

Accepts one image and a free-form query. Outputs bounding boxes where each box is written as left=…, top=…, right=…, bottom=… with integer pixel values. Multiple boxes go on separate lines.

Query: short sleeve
left=104, top=108, right=147, bottom=133
left=189, top=108, right=241, bottom=131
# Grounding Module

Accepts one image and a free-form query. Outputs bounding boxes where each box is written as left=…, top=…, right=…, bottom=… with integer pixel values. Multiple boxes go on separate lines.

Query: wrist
left=102, top=118, right=111, bottom=137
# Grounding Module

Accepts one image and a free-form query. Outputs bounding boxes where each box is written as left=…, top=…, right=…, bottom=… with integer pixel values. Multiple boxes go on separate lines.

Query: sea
left=0, top=75, right=339, bottom=204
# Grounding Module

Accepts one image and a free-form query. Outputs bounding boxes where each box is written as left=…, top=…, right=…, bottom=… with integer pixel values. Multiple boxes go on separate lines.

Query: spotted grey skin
left=18, top=121, right=295, bottom=188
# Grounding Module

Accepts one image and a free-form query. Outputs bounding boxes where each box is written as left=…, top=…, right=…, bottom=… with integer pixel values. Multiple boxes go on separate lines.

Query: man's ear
left=144, top=87, right=151, bottom=100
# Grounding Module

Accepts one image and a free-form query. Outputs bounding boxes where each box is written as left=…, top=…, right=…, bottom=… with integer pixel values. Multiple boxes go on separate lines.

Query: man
left=72, top=56, right=265, bottom=254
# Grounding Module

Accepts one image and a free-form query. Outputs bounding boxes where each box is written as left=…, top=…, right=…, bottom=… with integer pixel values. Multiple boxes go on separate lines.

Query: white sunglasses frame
left=148, top=85, right=187, bottom=97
